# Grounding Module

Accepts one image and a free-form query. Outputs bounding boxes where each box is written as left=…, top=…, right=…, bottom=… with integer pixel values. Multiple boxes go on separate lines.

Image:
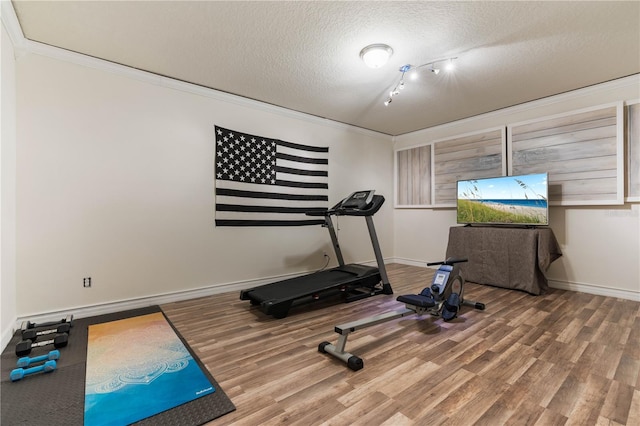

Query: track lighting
left=382, top=56, right=457, bottom=106
left=445, top=58, right=455, bottom=71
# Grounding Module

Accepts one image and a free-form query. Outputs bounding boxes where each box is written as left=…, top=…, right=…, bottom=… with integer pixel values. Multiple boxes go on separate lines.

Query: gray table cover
left=446, top=226, right=562, bottom=295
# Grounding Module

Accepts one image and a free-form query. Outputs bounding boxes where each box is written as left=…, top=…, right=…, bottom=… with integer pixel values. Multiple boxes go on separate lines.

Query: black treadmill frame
left=240, top=193, right=392, bottom=318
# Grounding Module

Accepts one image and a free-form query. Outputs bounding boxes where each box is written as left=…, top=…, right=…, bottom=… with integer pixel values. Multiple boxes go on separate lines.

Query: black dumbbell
left=22, top=323, right=71, bottom=342
left=15, top=333, right=69, bottom=357
left=21, top=314, right=73, bottom=331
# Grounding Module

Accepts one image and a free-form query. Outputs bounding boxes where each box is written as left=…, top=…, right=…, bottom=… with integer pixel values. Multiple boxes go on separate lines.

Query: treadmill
left=240, top=190, right=393, bottom=318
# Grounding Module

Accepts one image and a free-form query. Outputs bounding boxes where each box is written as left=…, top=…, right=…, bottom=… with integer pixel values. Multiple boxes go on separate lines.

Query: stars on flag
left=216, top=128, right=277, bottom=184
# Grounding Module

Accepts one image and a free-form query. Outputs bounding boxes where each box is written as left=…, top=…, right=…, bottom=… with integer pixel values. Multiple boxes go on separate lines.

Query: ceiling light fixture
left=360, top=44, right=393, bottom=68
left=383, top=57, right=458, bottom=106
left=445, top=58, right=455, bottom=72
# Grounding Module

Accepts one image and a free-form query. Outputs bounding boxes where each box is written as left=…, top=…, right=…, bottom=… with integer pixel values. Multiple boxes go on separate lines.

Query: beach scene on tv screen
left=457, top=173, right=548, bottom=225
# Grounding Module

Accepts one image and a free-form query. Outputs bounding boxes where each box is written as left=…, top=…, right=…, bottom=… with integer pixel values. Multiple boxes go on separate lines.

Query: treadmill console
left=340, top=190, right=375, bottom=210
left=317, top=190, right=383, bottom=217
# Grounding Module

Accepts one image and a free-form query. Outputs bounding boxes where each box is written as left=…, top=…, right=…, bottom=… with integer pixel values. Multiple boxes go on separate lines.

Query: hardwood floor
left=161, top=264, right=640, bottom=425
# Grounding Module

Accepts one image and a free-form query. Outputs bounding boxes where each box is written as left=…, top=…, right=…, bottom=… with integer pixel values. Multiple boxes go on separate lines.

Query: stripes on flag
left=214, top=126, right=329, bottom=226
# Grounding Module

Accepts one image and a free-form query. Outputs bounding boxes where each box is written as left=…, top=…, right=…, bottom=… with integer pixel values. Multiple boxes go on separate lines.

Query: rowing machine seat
left=396, top=291, right=436, bottom=308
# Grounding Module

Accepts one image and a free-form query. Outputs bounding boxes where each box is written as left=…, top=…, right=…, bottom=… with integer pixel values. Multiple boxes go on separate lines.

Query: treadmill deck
left=240, top=264, right=383, bottom=318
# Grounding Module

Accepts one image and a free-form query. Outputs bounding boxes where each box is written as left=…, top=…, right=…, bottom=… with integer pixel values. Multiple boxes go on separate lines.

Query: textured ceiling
left=11, top=1, right=640, bottom=136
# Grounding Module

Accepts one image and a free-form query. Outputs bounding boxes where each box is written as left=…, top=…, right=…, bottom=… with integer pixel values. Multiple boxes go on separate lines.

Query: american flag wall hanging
left=214, top=126, right=329, bottom=226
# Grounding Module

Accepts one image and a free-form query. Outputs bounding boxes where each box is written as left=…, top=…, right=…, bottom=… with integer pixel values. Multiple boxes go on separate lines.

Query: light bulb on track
left=378, top=57, right=458, bottom=106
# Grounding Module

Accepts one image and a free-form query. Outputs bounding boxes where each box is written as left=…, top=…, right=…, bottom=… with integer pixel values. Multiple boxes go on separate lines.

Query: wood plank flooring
left=161, top=263, right=640, bottom=425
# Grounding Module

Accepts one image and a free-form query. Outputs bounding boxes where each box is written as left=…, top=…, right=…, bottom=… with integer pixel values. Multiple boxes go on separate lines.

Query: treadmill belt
left=247, top=268, right=377, bottom=302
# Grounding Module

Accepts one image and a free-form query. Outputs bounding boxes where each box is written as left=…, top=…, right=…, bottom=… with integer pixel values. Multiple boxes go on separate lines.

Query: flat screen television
left=456, top=173, right=549, bottom=226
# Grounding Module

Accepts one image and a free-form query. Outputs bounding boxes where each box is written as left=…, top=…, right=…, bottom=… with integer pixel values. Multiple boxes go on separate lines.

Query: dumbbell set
left=21, top=322, right=70, bottom=342
left=17, top=349, right=60, bottom=368
left=20, top=314, right=73, bottom=331
left=15, top=333, right=69, bottom=357
left=10, top=356, right=58, bottom=382
left=9, top=315, right=73, bottom=382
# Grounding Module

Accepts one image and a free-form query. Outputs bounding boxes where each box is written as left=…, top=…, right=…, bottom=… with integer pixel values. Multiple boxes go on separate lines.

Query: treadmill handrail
left=305, top=195, right=385, bottom=217
left=305, top=209, right=334, bottom=217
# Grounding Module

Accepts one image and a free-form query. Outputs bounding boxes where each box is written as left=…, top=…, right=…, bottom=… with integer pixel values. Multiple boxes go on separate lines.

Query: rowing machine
left=318, top=258, right=485, bottom=370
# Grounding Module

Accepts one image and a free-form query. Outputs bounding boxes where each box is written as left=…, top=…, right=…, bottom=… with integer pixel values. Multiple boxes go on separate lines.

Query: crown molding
left=6, top=0, right=636, bottom=142
left=24, top=39, right=390, bottom=141
left=1, top=0, right=25, bottom=50
left=397, top=73, right=640, bottom=140
left=2, top=0, right=389, bottom=142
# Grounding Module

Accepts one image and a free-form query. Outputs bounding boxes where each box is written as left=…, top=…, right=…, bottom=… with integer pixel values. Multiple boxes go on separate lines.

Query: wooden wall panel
left=395, top=144, right=431, bottom=206
left=394, top=103, right=631, bottom=209
left=433, top=128, right=505, bottom=206
left=627, top=102, right=640, bottom=201
left=509, top=104, right=623, bottom=205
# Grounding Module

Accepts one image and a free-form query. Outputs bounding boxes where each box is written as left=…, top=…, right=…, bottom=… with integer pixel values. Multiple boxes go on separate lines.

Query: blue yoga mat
left=84, top=312, right=215, bottom=426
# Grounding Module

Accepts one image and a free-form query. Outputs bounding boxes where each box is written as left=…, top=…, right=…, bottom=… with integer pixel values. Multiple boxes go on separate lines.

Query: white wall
left=15, top=51, right=394, bottom=318
left=1, top=16, right=18, bottom=348
left=393, top=76, right=640, bottom=299
left=4, top=10, right=639, bottom=350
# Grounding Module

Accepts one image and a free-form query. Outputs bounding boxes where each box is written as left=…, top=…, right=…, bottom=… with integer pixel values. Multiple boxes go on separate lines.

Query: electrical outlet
left=83, top=277, right=92, bottom=288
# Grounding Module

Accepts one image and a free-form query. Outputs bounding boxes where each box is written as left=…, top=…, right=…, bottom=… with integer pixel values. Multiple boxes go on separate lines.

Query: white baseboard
left=8, top=260, right=633, bottom=353
left=2, top=261, right=397, bottom=352
left=391, top=257, right=450, bottom=269
left=1, top=319, right=18, bottom=355
left=0, top=282, right=242, bottom=353
left=1, top=271, right=312, bottom=353
left=12, top=273, right=305, bottom=328
left=388, top=257, right=429, bottom=268
left=548, top=279, right=640, bottom=301
left=393, top=257, right=640, bottom=301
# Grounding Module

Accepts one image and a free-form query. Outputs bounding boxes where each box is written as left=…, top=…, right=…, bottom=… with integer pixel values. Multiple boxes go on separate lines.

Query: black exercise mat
left=1, top=306, right=235, bottom=425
